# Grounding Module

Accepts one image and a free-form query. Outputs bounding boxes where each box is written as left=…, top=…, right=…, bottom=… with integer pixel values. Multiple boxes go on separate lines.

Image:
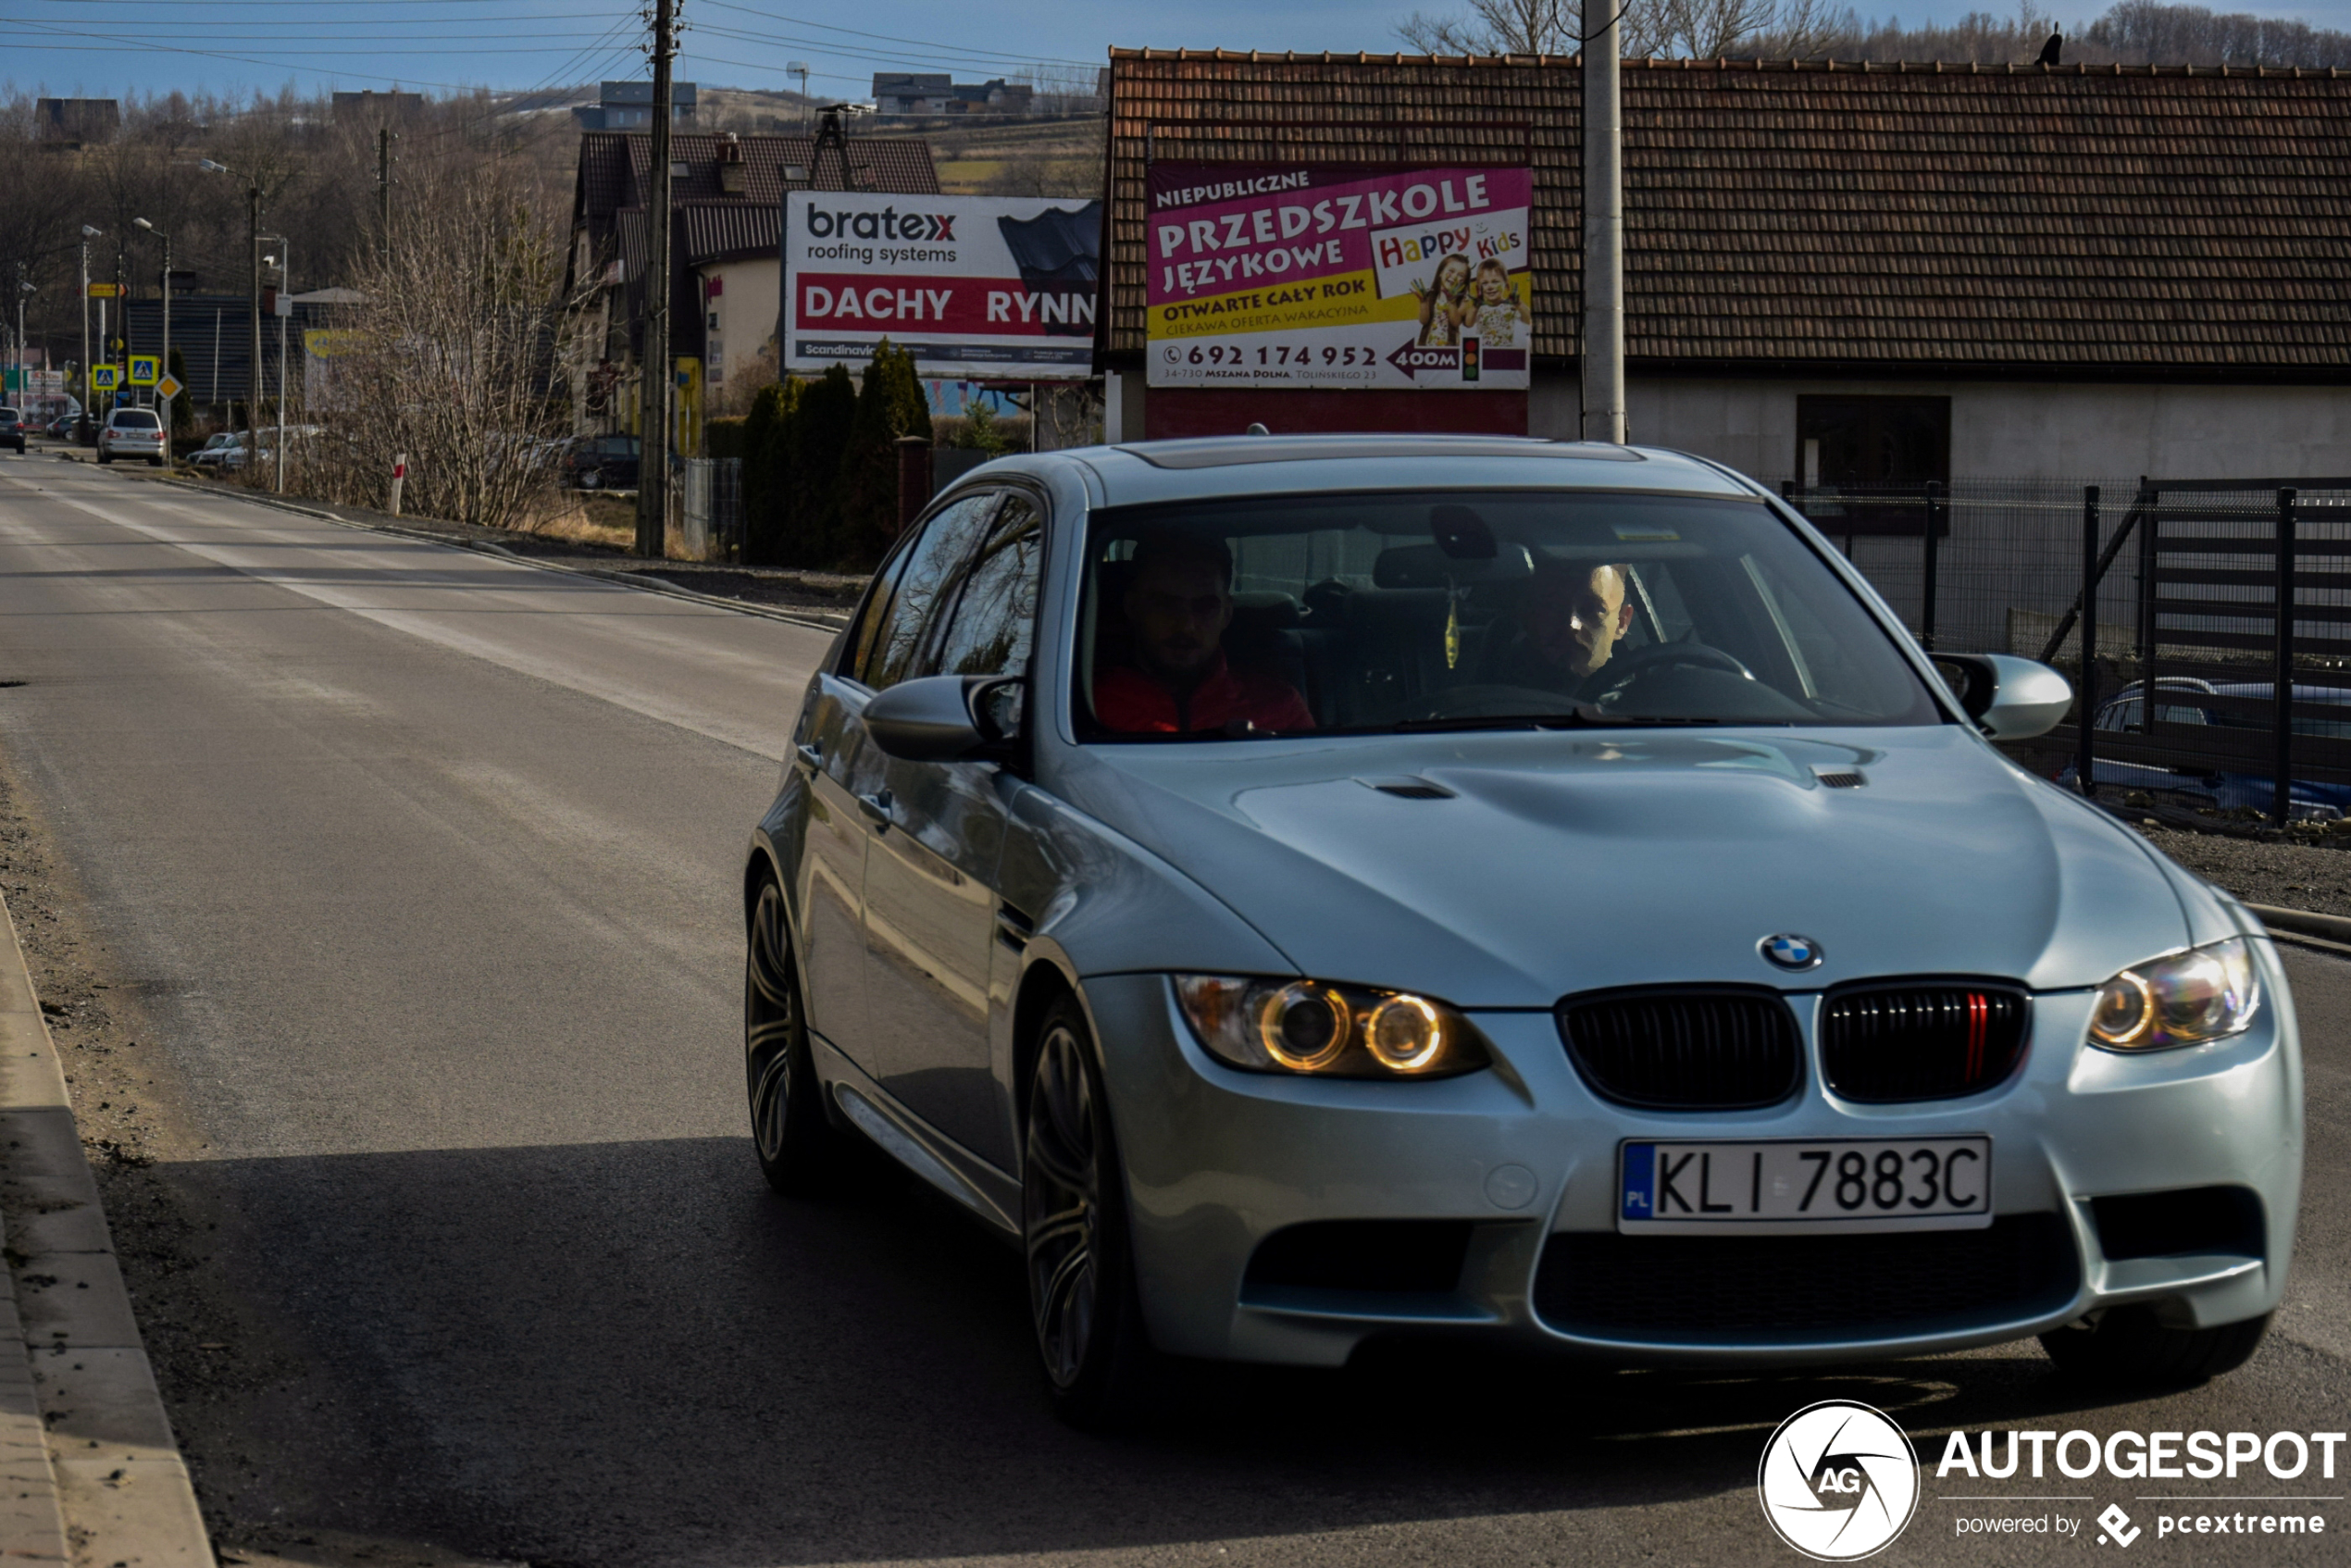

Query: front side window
left=1075, top=491, right=1942, bottom=740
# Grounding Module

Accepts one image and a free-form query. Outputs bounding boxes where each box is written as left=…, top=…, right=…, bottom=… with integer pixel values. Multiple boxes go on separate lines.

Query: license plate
left=1617, top=1137, right=1992, bottom=1235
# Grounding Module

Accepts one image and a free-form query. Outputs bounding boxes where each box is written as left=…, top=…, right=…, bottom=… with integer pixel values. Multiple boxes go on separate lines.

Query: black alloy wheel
left=1024, top=997, right=1156, bottom=1428
left=744, top=874, right=841, bottom=1195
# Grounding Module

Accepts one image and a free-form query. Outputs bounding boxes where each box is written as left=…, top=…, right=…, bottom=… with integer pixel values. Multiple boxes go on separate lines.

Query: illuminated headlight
left=1173, top=976, right=1490, bottom=1078
left=2088, top=938, right=2262, bottom=1052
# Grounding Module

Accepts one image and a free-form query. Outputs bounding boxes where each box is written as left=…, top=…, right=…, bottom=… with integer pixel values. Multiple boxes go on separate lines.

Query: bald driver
left=1481, top=560, right=1636, bottom=692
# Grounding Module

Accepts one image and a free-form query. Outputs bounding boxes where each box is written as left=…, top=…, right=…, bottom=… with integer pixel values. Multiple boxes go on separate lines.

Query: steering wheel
left=1587, top=639, right=1755, bottom=695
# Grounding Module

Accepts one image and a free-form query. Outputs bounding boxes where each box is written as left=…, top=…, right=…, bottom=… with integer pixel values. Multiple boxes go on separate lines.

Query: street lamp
left=77, top=225, right=101, bottom=442
left=134, top=218, right=172, bottom=427
left=261, top=239, right=291, bottom=493
left=200, top=159, right=264, bottom=476
left=12, top=275, right=31, bottom=415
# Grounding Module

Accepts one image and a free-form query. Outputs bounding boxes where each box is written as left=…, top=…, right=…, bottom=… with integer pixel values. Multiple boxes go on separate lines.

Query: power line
left=696, top=0, right=1097, bottom=68
left=692, top=22, right=1094, bottom=79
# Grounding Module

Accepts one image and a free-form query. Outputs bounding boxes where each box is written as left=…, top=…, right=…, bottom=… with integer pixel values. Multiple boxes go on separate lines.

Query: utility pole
left=1580, top=0, right=1626, bottom=444
left=378, top=126, right=395, bottom=267
left=248, top=185, right=263, bottom=475
left=136, top=218, right=170, bottom=420
left=637, top=0, right=679, bottom=558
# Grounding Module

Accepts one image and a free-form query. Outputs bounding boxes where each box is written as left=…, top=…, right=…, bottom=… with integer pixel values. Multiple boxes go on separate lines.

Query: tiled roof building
left=1101, top=51, right=2351, bottom=475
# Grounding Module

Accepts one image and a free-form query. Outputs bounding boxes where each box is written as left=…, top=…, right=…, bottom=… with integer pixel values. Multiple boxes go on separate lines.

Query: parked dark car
left=2058, top=676, right=2351, bottom=820
left=49, top=413, right=80, bottom=440
left=0, top=408, right=24, bottom=454
left=564, top=433, right=641, bottom=490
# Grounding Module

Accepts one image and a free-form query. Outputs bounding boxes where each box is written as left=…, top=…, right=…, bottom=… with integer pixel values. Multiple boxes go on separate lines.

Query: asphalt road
left=0, top=454, right=2345, bottom=1568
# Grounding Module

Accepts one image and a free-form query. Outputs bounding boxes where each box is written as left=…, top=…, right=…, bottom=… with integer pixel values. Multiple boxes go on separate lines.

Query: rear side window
left=851, top=492, right=1001, bottom=691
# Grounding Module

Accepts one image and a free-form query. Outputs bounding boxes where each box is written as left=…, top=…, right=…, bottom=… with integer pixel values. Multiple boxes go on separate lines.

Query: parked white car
left=95, top=407, right=168, bottom=467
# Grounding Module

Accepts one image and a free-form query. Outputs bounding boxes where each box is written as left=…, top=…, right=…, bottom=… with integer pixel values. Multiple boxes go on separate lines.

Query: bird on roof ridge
left=2037, top=31, right=2063, bottom=66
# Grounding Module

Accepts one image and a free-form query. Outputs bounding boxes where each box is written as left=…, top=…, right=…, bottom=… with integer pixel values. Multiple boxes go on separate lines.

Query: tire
left=2040, top=1307, right=2271, bottom=1388
left=1024, top=996, right=1159, bottom=1430
left=744, top=874, right=844, bottom=1196
left=96, top=450, right=112, bottom=465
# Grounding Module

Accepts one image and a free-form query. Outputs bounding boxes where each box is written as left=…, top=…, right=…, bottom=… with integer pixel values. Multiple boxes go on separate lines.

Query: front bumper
left=1084, top=939, right=2302, bottom=1367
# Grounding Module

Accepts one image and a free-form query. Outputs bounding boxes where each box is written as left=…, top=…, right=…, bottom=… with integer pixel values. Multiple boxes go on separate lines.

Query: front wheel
left=2040, top=1308, right=2270, bottom=1388
left=1025, top=998, right=1158, bottom=1429
left=744, top=875, right=844, bottom=1195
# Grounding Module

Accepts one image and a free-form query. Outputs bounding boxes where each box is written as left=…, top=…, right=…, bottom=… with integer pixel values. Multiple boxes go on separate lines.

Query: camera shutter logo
left=1757, top=1400, right=1920, bottom=1560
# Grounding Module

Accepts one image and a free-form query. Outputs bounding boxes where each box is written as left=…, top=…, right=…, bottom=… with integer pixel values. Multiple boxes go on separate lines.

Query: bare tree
left=293, top=157, right=587, bottom=529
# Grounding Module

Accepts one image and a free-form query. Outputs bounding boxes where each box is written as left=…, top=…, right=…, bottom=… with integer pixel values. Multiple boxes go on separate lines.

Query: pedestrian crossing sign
left=88, top=365, right=120, bottom=391
left=129, top=355, right=160, bottom=386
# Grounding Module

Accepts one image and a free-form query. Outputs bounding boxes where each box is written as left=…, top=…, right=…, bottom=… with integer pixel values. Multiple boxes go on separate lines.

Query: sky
left=6, top=0, right=2351, bottom=103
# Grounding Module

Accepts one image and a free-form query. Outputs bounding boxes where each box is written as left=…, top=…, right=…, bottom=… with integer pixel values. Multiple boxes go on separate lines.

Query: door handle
left=856, top=789, right=895, bottom=829
left=795, top=740, right=824, bottom=772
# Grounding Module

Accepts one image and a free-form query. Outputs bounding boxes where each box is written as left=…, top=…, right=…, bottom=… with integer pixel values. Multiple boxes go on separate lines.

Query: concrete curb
left=0, top=895, right=215, bottom=1568
left=80, top=458, right=853, bottom=636
left=2247, top=902, right=2351, bottom=954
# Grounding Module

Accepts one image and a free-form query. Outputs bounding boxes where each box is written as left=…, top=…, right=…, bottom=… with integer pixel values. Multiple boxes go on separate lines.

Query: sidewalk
left=0, top=892, right=214, bottom=1568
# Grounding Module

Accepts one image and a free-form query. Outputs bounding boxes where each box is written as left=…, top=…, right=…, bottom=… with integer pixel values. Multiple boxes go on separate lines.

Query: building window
left=1795, top=396, right=1949, bottom=490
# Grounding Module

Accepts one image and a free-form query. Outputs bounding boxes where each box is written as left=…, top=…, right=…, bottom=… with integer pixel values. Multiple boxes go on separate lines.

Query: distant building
left=331, top=91, right=425, bottom=120
left=871, top=72, right=1033, bottom=116
left=564, top=112, right=941, bottom=432
left=574, top=81, right=699, bottom=131
left=35, top=98, right=118, bottom=147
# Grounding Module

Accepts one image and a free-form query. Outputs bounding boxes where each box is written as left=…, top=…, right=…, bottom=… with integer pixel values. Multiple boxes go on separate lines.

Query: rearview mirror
left=1934, top=653, right=2073, bottom=740
left=865, top=674, right=1025, bottom=762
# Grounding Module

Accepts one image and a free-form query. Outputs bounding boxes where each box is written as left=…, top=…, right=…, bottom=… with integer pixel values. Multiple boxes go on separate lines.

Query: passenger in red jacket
left=1091, top=531, right=1314, bottom=736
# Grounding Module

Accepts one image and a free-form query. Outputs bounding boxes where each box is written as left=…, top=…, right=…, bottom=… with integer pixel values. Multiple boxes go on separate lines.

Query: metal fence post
left=2136, top=479, right=2158, bottom=733
left=1921, top=479, right=1943, bottom=650
left=2080, top=485, right=2098, bottom=800
left=2275, top=487, right=2298, bottom=825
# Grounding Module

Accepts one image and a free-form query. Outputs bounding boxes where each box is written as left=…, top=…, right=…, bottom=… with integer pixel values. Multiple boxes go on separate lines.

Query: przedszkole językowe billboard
left=780, top=193, right=1101, bottom=378
left=1145, top=162, right=1533, bottom=391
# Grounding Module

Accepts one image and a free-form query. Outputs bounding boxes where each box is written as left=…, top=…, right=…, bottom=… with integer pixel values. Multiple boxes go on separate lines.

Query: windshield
left=1075, top=490, right=1942, bottom=739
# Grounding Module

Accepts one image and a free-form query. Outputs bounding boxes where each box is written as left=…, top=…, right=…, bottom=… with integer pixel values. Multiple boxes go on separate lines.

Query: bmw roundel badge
left=1760, top=933, right=1823, bottom=971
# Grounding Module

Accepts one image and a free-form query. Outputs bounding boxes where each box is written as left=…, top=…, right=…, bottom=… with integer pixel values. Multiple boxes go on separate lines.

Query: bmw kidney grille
left=1556, top=988, right=1803, bottom=1110
left=1821, top=984, right=2030, bottom=1102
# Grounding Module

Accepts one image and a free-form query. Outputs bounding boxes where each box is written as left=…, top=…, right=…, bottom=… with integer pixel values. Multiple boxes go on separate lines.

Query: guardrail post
left=2275, top=487, right=2298, bottom=826
left=2080, top=485, right=2098, bottom=800
left=1921, top=480, right=1943, bottom=651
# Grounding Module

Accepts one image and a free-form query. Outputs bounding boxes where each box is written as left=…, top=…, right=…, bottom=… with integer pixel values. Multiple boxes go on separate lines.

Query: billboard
left=782, top=193, right=1101, bottom=379
left=1145, top=162, right=1533, bottom=391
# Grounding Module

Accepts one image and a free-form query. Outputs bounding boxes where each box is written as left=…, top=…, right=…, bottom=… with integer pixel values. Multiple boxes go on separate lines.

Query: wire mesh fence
left=1770, top=476, right=2351, bottom=819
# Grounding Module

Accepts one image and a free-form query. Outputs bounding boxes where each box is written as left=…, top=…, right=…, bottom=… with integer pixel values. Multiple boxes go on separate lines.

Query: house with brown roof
left=1100, top=51, right=2351, bottom=483
left=566, top=113, right=939, bottom=433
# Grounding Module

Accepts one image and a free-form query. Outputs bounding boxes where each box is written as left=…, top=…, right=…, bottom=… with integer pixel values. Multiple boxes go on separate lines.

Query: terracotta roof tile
left=1103, top=51, right=2351, bottom=377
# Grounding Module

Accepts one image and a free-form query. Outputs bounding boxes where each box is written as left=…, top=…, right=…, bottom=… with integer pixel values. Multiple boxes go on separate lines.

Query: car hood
left=1054, top=726, right=2196, bottom=1007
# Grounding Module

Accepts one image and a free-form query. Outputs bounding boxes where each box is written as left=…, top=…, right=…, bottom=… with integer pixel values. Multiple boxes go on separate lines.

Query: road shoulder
left=0, top=893, right=214, bottom=1568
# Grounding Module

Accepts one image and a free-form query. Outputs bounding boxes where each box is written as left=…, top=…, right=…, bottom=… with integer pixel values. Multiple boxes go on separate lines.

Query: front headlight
left=1173, top=975, right=1490, bottom=1078
left=2087, top=937, right=2262, bottom=1052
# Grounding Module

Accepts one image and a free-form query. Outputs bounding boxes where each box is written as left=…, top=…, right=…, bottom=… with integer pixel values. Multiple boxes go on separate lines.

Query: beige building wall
left=1528, top=374, right=2351, bottom=482
left=700, top=256, right=780, bottom=392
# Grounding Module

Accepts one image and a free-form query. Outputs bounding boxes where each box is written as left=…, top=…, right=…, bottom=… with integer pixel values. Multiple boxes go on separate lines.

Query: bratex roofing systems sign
left=1146, top=162, right=1533, bottom=390
left=782, top=193, right=1101, bottom=378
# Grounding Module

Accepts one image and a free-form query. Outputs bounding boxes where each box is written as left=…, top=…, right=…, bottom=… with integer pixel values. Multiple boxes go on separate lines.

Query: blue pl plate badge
left=1621, top=1142, right=1656, bottom=1220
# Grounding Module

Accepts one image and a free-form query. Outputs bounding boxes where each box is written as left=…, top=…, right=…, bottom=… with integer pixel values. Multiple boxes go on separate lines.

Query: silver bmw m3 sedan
left=741, top=435, right=2300, bottom=1427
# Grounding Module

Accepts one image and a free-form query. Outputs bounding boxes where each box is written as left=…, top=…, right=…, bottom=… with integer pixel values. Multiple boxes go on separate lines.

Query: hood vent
left=1816, top=770, right=1867, bottom=789
left=1359, top=776, right=1456, bottom=801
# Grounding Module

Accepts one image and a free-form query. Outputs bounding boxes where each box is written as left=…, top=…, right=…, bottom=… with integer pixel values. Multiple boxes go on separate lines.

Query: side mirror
left=1934, top=653, right=2073, bottom=740
left=865, top=674, right=1025, bottom=762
